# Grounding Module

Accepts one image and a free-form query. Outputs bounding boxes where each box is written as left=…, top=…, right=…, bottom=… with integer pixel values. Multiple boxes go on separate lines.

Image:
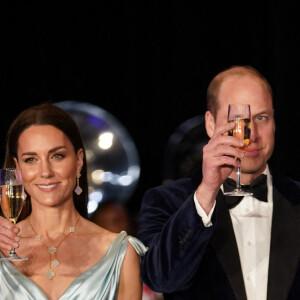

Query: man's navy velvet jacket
left=139, top=168, right=300, bottom=299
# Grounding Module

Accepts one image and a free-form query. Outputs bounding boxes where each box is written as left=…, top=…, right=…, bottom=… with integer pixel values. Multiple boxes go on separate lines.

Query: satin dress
left=0, top=231, right=147, bottom=300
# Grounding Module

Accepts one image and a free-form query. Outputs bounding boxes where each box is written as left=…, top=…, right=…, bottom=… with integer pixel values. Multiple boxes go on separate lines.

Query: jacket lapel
left=210, top=191, right=247, bottom=300
left=267, top=181, right=300, bottom=299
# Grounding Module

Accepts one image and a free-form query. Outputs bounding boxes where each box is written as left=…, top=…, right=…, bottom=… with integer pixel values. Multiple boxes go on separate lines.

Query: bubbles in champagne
left=0, top=184, right=25, bottom=223
left=228, top=118, right=251, bottom=150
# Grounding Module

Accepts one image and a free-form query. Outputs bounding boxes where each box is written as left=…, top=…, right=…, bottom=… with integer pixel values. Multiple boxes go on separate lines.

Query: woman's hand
left=0, top=216, right=20, bottom=251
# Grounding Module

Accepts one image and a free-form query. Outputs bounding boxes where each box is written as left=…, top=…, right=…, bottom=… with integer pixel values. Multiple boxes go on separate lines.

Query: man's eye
left=257, top=116, right=267, bottom=121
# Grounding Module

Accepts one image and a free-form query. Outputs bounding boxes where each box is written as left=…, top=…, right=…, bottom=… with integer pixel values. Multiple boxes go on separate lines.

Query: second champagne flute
left=224, top=103, right=252, bottom=196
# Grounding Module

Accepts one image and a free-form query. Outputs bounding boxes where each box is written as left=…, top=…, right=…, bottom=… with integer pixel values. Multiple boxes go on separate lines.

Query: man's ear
left=205, top=111, right=215, bottom=138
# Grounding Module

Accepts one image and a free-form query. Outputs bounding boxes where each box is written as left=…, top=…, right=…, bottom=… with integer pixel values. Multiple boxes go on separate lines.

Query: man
left=139, top=66, right=300, bottom=299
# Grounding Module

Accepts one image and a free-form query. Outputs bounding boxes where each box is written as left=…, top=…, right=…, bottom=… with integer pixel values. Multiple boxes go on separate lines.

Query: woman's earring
left=74, top=174, right=83, bottom=195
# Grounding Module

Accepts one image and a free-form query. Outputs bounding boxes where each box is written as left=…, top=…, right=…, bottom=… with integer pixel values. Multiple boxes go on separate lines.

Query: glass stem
left=9, top=219, right=17, bottom=257
left=9, top=248, right=17, bottom=257
left=236, top=158, right=241, bottom=190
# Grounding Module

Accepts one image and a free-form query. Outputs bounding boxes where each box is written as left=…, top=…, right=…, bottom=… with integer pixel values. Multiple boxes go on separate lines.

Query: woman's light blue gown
left=0, top=231, right=147, bottom=300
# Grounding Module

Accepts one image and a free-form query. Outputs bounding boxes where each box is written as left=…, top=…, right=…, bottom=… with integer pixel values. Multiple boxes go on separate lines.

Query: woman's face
left=15, top=125, right=83, bottom=208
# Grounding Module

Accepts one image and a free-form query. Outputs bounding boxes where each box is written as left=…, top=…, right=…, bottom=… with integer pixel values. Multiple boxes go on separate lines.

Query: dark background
left=1, top=1, right=300, bottom=214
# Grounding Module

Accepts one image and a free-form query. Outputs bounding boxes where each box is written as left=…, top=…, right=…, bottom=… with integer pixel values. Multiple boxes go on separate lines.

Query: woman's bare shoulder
left=78, top=217, right=119, bottom=247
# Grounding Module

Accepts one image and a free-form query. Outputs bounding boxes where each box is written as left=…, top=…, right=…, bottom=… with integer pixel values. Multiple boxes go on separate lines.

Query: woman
left=0, top=103, right=146, bottom=300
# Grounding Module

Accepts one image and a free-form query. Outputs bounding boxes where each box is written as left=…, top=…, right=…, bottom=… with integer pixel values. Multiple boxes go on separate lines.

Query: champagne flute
left=0, top=168, right=28, bottom=261
left=223, top=104, right=252, bottom=196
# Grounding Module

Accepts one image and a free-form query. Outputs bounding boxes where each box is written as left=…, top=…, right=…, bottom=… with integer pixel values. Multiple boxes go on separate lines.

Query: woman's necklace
left=28, top=214, right=81, bottom=280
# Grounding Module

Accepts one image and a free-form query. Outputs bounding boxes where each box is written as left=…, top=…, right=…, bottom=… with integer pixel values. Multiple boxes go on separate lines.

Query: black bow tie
left=223, top=174, right=268, bottom=209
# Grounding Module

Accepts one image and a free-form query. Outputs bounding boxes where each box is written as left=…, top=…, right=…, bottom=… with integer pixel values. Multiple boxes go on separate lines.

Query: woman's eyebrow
left=21, top=146, right=67, bottom=156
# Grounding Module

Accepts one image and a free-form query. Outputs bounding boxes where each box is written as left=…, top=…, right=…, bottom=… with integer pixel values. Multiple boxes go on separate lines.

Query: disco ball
left=55, top=101, right=140, bottom=214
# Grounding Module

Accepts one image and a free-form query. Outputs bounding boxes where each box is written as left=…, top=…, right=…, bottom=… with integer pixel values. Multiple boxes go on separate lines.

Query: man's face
left=214, top=75, right=275, bottom=176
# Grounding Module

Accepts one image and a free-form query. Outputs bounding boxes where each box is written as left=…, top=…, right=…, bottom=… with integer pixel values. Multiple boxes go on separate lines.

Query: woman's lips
left=36, top=183, right=59, bottom=191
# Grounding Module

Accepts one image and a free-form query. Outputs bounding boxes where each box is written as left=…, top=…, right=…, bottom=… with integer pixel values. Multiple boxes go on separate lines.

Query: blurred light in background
left=55, top=101, right=140, bottom=215
left=98, top=132, right=114, bottom=150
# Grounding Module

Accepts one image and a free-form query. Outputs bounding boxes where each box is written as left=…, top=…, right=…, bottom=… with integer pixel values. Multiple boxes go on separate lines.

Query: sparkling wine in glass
left=223, top=104, right=253, bottom=196
left=0, top=168, right=28, bottom=261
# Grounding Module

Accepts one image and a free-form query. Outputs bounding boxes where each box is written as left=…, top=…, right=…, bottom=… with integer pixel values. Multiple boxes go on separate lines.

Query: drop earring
left=74, top=174, right=83, bottom=195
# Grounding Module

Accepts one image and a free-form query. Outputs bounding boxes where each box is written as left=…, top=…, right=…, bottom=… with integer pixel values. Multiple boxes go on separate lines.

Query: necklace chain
left=28, top=214, right=81, bottom=280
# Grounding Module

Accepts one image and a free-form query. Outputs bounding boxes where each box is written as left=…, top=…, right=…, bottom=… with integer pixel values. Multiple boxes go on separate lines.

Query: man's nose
left=250, top=122, right=258, bottom=143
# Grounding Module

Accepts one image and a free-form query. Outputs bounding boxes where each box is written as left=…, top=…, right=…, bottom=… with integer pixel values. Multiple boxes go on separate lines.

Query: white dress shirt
left=194, top=167, right=273, bottom=300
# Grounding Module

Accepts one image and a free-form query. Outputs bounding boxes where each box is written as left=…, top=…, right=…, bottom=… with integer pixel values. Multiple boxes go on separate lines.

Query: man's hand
left=196, top=122, right=244, bottom=213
